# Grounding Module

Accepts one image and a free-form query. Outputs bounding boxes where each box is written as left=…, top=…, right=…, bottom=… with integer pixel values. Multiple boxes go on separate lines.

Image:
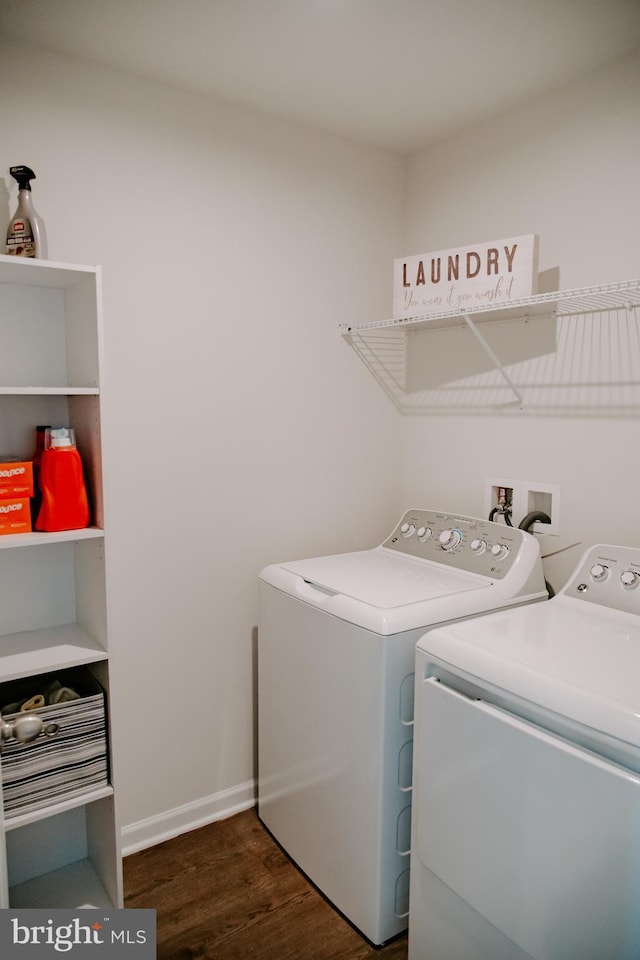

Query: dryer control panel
left=564, top=544, right=640, bottom=615
left=382, top=509, right=536, bottom=581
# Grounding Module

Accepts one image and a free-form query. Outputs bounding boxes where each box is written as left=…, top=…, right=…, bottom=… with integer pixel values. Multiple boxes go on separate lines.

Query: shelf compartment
left=0, top=538, right=107, bottom=650
left=0, top=255, right=101, bottom=390
left=0, top=667, right=108, bottom=821
left=0, top=393, right=104, bottom=528
left=7, top=795, right=121, bottom=909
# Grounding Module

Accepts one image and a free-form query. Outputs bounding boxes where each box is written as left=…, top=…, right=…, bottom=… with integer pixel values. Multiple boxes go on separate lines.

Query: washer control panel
left=382, top=509, right=533, bottom=580
left=565, top=544, right=640, bottom=615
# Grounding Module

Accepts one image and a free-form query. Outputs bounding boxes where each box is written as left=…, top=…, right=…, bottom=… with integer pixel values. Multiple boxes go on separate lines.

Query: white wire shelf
left=338, top=279, right=640, bottom=335
left=340, top=279, right=640, bottom=415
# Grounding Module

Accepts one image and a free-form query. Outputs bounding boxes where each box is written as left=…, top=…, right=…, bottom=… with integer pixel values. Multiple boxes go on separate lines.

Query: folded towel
left=44, top=680, right=81, bottom=705
left=1, top=678, right=81, bottom=716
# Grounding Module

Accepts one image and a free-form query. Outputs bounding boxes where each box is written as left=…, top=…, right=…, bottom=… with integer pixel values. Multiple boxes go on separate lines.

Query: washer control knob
left=620, top=570, right=639, bottom=589
left=439, top=528, right=462, bottom=551
left=416, top=526, right=432, bottom=541
left=400, top=522, right=416, bottom=538
left=491, top=543, right=509, bottom=561
left=471, top=538, right=487, bottom=555
left=590, top=563, right=609, bottom=582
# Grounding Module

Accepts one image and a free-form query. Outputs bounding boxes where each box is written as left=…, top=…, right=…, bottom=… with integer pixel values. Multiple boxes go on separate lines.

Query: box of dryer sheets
left=0, top=460, right=33, bottom=499
left=0, top=497, right=31, bottom=535
left=0, top=667, right=108, bottom=818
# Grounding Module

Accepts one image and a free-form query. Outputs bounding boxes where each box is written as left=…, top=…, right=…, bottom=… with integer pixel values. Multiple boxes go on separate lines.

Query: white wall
left=401, top=52, right=640, bottom=591
left=0, top=42, right=404, bottom=842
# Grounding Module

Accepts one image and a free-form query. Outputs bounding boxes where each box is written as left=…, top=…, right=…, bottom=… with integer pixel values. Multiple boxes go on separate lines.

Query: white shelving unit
left=340, top=279, right=640, bottom=413
left=0, top=254, right=122, bottom=909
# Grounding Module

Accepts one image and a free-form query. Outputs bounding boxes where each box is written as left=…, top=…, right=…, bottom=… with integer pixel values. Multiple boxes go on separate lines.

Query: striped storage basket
left=0, top=667, right=108, bottom=818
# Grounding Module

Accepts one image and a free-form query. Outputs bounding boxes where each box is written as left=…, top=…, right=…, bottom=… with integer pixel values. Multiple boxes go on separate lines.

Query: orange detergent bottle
left=36, top=427, right=90, bottom=532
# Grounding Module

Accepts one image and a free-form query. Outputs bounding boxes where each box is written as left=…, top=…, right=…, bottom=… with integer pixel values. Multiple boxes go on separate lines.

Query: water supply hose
left=518, top=512, right=554, bottom=597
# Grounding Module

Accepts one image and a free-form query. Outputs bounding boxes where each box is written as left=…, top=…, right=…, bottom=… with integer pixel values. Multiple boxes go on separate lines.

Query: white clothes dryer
left=258, top=508, right=547, bottom=946
left=409, top=542, right=640, bottom=960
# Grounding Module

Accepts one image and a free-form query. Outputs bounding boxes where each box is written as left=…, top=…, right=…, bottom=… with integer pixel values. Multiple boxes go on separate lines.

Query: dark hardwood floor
left=124, top=808, right=408, bottom=959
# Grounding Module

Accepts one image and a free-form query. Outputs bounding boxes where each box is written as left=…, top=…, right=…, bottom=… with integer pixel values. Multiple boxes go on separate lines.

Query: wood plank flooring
left=124, top=808, right=408, bottom=960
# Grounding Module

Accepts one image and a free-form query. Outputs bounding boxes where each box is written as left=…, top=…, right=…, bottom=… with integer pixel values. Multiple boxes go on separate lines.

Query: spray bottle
left=5, top=165, right=48, bottom=259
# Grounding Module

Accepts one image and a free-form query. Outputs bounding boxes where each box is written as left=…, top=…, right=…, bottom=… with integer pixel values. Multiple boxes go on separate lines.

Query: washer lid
left=417, top=598, right=640, bottom=746
left=282, top=548, right=487, bottom=608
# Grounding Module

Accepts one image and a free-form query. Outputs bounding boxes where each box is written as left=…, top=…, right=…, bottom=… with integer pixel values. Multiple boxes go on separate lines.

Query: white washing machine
left=257, top=508, right=547, bottom=946
left=409, top=542, right=640, bottom=960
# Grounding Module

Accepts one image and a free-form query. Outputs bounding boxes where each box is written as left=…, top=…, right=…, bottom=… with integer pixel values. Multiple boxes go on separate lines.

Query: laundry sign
left=393, top=234, right=538, bottom=320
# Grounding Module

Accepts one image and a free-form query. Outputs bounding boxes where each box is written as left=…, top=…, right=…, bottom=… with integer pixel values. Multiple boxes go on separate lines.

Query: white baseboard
left=121, top=779, right=257, bottom=856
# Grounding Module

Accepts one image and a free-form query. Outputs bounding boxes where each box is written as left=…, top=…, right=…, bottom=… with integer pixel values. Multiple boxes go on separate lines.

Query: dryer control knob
left=491, top=543, right=509, bottom=561
left=416, top=526, right=432, bottom=541
left=471, top=538, right=487, bottom=555
left=620, top=570, right=639, bottom=589
left=439, top=528, right=462, bottom=551
left=590, top=563, right=609, bottom=582
left=400, top=523, right=416, bottom=538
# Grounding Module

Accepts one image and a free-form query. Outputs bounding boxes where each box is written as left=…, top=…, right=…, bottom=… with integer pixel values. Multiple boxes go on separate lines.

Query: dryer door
left=413, top=678, right=640, bottom=960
